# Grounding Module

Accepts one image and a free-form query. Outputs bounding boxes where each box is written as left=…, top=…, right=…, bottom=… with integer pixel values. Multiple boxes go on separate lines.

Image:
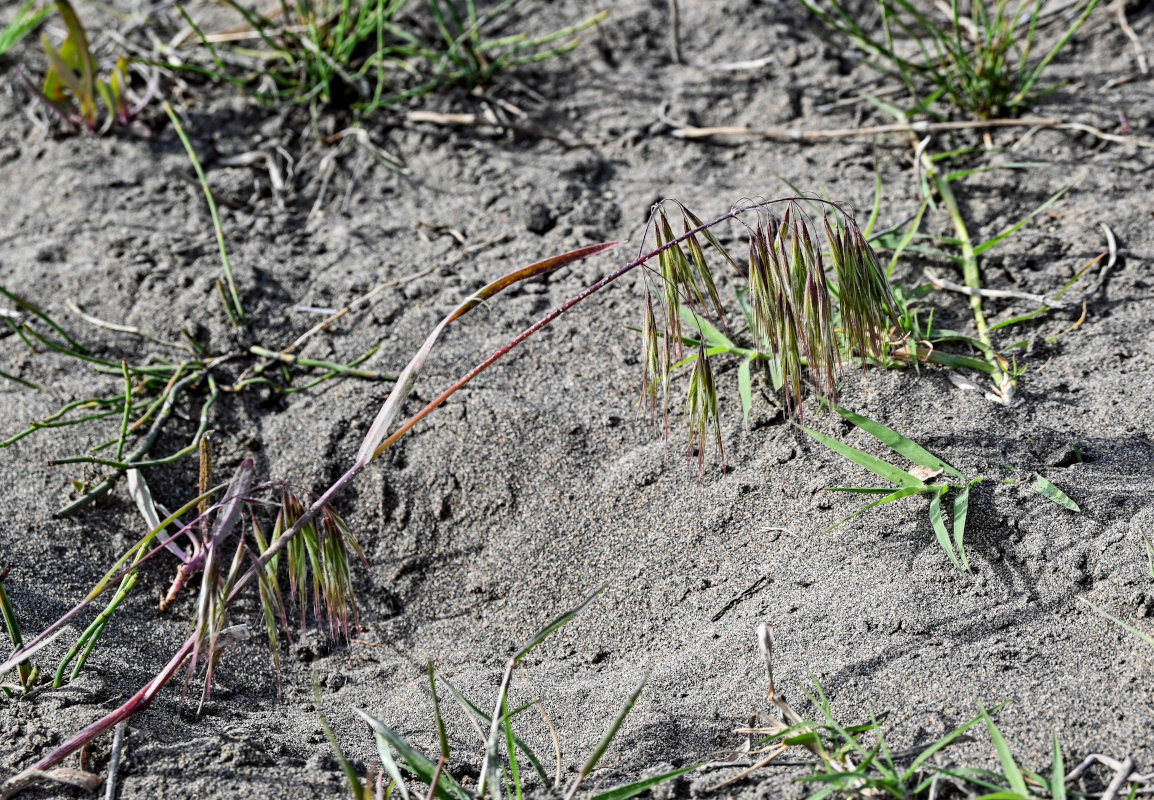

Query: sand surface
left=1, top=0, right=1153, bottom=797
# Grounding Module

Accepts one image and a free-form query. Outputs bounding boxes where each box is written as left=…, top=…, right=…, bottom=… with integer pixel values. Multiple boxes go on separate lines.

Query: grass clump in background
left=798, top=0, right=1099, bottom=119
left=174, top=0, right=608, bottom=116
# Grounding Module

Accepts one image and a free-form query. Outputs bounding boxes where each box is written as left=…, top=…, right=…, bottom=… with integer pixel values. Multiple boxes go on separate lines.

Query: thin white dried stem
left=1102, top=757, right=1137, bottom=800
left=923, top=269, right=1068, bottom=307
left=672, top=118, right=1154, bottom=149
left=1114, top=0, right=1149, bottom=74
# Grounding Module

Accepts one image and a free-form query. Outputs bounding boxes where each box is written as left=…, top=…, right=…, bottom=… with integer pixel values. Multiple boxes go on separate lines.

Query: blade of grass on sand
left=738, top=357, right=753, bottom=424
left=979, top=704, right=1028, bottom=796
left=314, top=676, right=364, bottom=800
left=480, top=583, right=609, bottom=798
left=678, top=305, right=734, bottom=349
left=827, top=485, right=929, bottom=531
left=901, top=706, right=1001, bottom=781
left=953, top=483, right=976, bottom=571
left=355, top=708, right=471, bottom=800
left=802, top=426, right=927, bottom=490
left=1030, top=474, right=1080, bottom=512
left=1051, top=733, right=1066, bottom=800
left=1077, top=598, right=1154, bottom=647
left=589, top=763, right=700, bottom=800
left=162, top=102, right=246, bottom=325
left=441, top=676, right=550, bottom=786
left=834, top=406, right=965, bottom=480
left=429, top=660, right=451, bottom=800
left=563, top=672, right=648, bottom=800
left=930, top=488, right=964, bottom=572
left=366, top=711, right=411, bottom=800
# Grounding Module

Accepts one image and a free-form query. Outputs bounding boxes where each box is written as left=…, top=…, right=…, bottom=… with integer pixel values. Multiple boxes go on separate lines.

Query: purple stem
left=17, top=197, right=806, bottom=772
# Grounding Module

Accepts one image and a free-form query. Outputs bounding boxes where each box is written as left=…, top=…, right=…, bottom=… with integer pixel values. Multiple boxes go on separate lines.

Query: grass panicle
left=277, top=487, right=366, bottom=640
left=640, top=199, right=898, bottom=465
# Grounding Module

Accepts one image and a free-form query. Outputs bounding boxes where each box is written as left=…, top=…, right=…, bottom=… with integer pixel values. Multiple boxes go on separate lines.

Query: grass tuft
left=799, top=0, right=1099, bottom=119
left=174, top=1, right=608, bottom=118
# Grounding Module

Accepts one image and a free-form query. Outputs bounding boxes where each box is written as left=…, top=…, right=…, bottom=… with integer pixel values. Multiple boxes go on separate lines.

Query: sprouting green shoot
left=163, top=101, right=246, bottom=325
left=0, top=0, right=51, bottom=59
left=563, top=673, right=649, bottom=800
left=803, top=405, right=1073, bottom=573
left=0, top=569, right=40, bottom=695
left=1030, top=473, right=1080, bottom=512
left=315, top=674, right=367, bottom=800
left=36, top=0, right=138, bottom=130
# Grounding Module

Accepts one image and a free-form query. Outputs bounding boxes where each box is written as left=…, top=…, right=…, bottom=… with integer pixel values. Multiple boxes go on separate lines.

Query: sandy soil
left=1, top=0, right=1153, bottom=797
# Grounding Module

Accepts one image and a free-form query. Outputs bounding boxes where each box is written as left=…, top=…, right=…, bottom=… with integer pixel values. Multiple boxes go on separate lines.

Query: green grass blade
left=902, top=706, right=1000, bottom=780
left=503, top=695, right=521, bottom=800
left=589, top=763, right=700, bottom=800
left=930, top=488, right=964, bottom=572
left=864, top=160, right=883, bottom=238
left=514, top=582, right=606, bottom=662
left=980, top=704, right=1027, bottom=796
left=1030, top=474, right=1080, bottom=512
left=429, top=660, right=449, bottom=759
left=829, top=485, right=929, bottom=531
left=953, top=484, right=974, bottom=571
left=0, top=0, right=51, bottom=57
left=678, top=305, right=733, bottom=349
left=441, top=677, right=550, bottom=785
left=566, top=673, right=648, bottom=800
left=973, top=186, right=1070, bottom=256
left=1077, top=598, right=1154, bottom=647
left=886, top=198, right=929, bottom=279
left=162, top=101, right=246, bottom=325
left=738, top=357, right=753, bottom=424
left=827, top=487, right=897, bottom=494
left=834, top=406, right=965, bottom=480
left=1051, top=733, right=1066, bottom=800
left=802, top=425, right=927, bottom=490
left=355, top=708, right=470, bottom=800
left=315, top=678, right=363, bottom=800
left=1143, top=535, right=1154, bottom=579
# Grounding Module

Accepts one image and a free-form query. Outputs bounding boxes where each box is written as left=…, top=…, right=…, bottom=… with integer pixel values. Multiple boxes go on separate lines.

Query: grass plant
left=163, top=101, right=246, bottom=325
left=0, top=0, right=51, bottom=60
left=861, top=143, right=1090, bottom=405
left=803, top=405, right=1078, bottom=571
left=174, top=0, right=608, bottom=118
left=0, top=281, right=393, bottom=516
left=735, top=623, right=1072, bottom=799
left=798, top=0, right=1099, bottom=119
left=355, top=587, right=688, bottom=800
left=0, top=191, right=1055, bottom=785
left=27, top=0, right=148, bottom=132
